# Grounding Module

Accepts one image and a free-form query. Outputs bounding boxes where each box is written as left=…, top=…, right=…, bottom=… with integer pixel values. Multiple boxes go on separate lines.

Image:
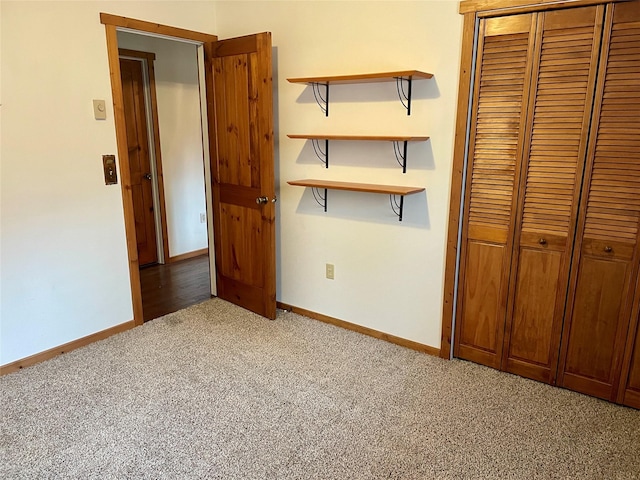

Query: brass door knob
left=256, top=196, right=269, bottom=205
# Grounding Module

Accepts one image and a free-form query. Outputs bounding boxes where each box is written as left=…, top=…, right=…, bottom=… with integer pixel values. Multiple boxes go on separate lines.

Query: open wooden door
left=204, top=33, right=276, bottom=319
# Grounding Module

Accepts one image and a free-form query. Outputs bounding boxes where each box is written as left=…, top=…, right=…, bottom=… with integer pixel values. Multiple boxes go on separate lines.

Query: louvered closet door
left=501, top=6, right=605, bottom=384
left=558, top=1, right=640, bottom=402
left=454, top=14, right=535, bottom=369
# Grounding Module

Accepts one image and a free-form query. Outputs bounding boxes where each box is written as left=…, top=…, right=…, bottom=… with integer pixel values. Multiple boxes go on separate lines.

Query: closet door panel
left=503, top=6, right=604, bottom=383
left=455, top=14, right=535, bottom=369
left=559, top=2, right=640, bottom=402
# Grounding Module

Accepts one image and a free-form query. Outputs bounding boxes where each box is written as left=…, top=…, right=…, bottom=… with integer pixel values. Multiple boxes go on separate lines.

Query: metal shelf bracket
left=395, top=76, right=413, bottom=116
left=311, top=139, right=329, bottom=168
left=390, top=195, right=405, bottom=221
left=392, top=140, right=409, bottom=173
left=311, top=187, right=328, bottom=212
left=311, top=82, right=329, bottom=116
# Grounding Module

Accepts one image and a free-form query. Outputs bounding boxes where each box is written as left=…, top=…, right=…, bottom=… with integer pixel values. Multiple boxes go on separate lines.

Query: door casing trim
left=101, top=13, right=217, bottom=326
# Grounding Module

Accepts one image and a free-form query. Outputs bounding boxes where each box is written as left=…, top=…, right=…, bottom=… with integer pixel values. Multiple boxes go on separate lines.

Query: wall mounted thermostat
left=93, top=99, right=107, bottom=120
left=103, top=155, right=117, bottom=185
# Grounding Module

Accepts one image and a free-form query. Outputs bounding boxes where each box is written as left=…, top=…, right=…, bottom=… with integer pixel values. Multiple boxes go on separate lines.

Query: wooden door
left=120, top=58, right=158, bottom=266
left=502, top=6, right=604, bottom=384
left=558, top=1, right=640, bottom=402
left=454, top=14, right=536, bottom=368
left=204, top=33, right=276, bottom=319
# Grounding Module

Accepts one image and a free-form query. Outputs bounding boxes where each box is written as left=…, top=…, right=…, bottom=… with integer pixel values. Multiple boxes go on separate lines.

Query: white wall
left=0, top=1, right=216, bottom=365
left=1, top=0, right=462, bottom=366
left=117, top=32, right=208, bottom=258
left=216, top=0, right=463, bottom=348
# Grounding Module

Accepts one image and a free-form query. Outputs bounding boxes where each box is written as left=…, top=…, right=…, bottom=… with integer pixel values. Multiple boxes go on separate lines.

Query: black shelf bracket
left=390, top=195, right=405, bottom=221
left=392, top=140, right=409, bottom=173
left=395, top=76, right=413, bottom=116
left=311, top=139, right=329, bottom=168
left=311, top=187, right=327, bottom=212
left=311, top=82, right=329, bottom=116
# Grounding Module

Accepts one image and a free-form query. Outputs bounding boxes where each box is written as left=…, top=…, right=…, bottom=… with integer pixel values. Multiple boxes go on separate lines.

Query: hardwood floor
left=140, top=254, right=212, bottom=322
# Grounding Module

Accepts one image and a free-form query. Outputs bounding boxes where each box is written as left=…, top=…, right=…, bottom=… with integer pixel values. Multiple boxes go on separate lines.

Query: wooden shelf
left=287, top=70, right=433, bottom=85
left=288, top=135, right=429, bottom=172
left=287, top=70, right=433, bottom=116
left=288, top=179, right=425, bottom=221
left=288, top=179, right=424, bottom=195
left=287, top=134, right=429, bottom=142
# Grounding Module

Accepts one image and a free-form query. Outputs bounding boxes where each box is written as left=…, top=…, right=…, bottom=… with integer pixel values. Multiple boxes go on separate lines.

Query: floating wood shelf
left=287, top=179, right=425, bottom=221
left=287, top=70, right=434, bottom=85
left=288, top=134, right=430, bottom=172
left=287, top=70, right=434, bottom=116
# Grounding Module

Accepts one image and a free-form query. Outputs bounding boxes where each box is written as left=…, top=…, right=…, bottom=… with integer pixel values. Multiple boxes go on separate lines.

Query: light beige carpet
left=1, top=298, right=639, bottom=479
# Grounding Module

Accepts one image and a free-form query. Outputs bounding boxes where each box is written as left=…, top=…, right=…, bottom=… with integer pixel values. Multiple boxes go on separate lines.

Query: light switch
left=103, top=155, right=117, bottom=185
left=93, top=99, right=107, bottom=120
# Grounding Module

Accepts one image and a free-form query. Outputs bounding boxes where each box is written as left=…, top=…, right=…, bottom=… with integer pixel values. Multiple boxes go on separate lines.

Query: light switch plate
left=103, top=155, right=117, bottom=185
left=93, top=99, right=107, bottom=120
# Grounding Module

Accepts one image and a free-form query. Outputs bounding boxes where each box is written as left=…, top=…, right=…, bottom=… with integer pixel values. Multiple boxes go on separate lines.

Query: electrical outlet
left=326, top=263, right=335, bottom=280
left=200, top=213, right=206, bottom=223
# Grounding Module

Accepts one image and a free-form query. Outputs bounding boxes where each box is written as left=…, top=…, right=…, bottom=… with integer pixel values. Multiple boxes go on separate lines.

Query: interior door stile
left=454, top=13, right=537, bottom=369
left=502, top=5, right=606, bottom=384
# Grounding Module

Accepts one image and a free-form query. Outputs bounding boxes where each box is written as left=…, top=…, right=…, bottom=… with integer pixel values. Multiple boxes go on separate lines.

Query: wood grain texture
left=454, top=14, right=535, bottom=369
left=119, top=49, right=171, bottom=263
left=104, top=25, right=144, bottom=327
left=287, top=70, right=433, bottom=84
left=287, top=179, right=425, bottom=196
left=287, top=135, right=429, bottom=142
left=100, top=13, right=217, bottom=43
left=558, top=1, right=640, bottom=402
left=0, top=320, right=135, bottom=375
left=503, top=5, right=603, bottom=384
left=276, top=302, right=441, bottom=357
left=120, top=57, right=158, bottom=266
left=208, top=33, right=276, bottom=320
left=140, top=254, right=211, bottom=322
left=459, top=0, right=631, bottom=15
left=441, top=12, right=478, bottom=359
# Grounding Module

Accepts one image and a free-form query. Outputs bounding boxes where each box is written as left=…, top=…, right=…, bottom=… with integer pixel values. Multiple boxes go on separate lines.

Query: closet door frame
left=441, top=0, right=632, bottom=361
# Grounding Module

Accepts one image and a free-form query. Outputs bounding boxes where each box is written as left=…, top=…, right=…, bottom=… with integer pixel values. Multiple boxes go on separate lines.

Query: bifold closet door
left=454, top=14, right=535, bottom=368
left=501, top=6, right=604, bottom=384
left=558, top=1, right=640, bottom=402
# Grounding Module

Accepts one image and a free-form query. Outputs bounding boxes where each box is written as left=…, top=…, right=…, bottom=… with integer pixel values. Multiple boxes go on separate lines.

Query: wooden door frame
left=118, top=48, right=170, bottom=265
left=101, top=13, right=217, bottom=326
left=440, top=0, right=632, bottom=359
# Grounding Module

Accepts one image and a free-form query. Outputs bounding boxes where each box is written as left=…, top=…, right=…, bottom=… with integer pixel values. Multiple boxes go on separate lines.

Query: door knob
left=143, top=173, right=152, bottom=180
left=256, top=196, right=269, bottom=205
left=539, top=238, right=547, bottom=245
left=604, top=246, right=612, bottom=253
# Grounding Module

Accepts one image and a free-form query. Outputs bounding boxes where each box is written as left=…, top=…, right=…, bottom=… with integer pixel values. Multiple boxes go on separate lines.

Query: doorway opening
left=103, top=15, right=218, bottom=325
left=117, top=33, right=213, bottom=322
left=102, top=14, right=277, bottom=325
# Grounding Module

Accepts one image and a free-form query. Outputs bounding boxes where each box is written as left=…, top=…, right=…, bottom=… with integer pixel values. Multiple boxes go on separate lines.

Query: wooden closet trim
left=460, top=0, right=630, bottom=15
left=440, top=0, right=628, bottom=360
